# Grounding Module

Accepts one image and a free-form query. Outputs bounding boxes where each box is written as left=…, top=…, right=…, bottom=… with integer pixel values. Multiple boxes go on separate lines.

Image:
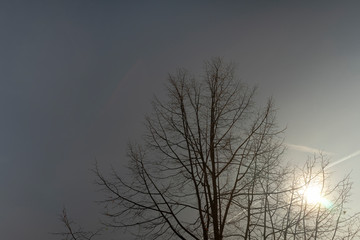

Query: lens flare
left=299, top=183, right=333, bottom=209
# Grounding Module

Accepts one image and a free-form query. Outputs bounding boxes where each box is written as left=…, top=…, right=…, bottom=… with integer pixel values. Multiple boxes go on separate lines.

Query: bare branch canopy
left=58, top=58, right=360, bottom=240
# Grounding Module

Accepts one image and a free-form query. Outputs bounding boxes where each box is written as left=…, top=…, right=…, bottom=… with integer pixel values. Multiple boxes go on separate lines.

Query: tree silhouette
left=58, top=58, right=360, bottom=240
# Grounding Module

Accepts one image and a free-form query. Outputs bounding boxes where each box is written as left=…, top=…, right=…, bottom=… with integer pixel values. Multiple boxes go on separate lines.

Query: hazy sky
left=1, top=1, right=360, bottom=239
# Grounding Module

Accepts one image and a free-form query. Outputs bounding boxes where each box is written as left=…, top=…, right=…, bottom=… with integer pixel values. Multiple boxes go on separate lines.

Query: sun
left=303, top=184, right=322, bottom=204
left=298, top=182, right=323, bottom=205
left=298, top=182, right=332, bottom=209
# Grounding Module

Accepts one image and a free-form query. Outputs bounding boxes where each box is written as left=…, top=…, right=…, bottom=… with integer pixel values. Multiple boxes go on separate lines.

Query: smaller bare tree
left=54, top=208, right=103, bottom=240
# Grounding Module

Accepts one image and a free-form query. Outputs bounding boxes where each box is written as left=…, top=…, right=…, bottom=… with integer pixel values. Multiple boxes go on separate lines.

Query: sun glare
left=298, top=183, right=332, bottom=209
left=303, top=185, right=322, bottom=204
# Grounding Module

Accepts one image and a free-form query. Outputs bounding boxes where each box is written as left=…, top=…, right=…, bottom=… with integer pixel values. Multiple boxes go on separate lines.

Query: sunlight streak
left=325, top=150, right=360, bottom=169
left=285, top=143, right=333, bottom=155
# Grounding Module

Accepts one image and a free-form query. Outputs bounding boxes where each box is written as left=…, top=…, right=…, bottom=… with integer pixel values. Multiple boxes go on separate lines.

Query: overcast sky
left=1, top=1, right=360, bottom=239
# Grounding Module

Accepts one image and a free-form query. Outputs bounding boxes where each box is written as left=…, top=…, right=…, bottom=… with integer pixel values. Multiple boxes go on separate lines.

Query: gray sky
left=1, top=1, right=360, bottom=239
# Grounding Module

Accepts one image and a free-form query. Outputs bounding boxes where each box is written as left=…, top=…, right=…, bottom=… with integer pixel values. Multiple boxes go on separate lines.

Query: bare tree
left=58, top=58, right=360, bottom=240
left=229, top=155, right=360, bottom=240
left=54, top=208, right=103, bottom=240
